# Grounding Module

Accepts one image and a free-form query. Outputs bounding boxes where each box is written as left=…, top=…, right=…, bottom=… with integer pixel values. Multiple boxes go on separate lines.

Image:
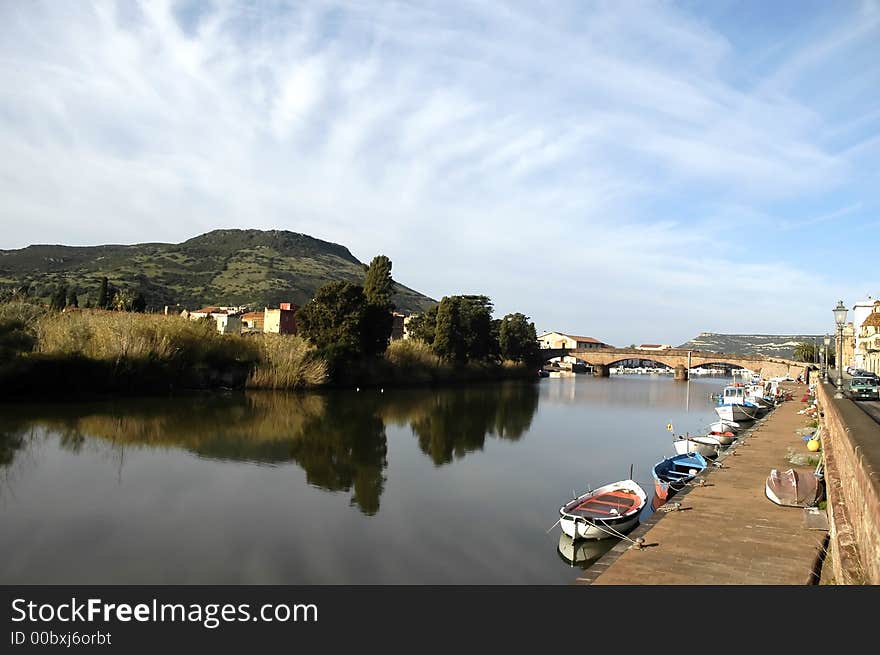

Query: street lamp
left=823, top=334, right=830, bottom=383
left=833, top=300, right=848, bottom=398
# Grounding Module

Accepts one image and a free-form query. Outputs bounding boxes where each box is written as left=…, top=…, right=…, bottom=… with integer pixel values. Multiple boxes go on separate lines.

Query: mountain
left=676, top=332, right=826, bottom=360
left=0, top=229, right=436, bottom=313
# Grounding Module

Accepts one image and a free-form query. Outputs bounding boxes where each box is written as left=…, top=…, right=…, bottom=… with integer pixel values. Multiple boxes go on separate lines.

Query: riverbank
left=0, top=374, right=717, bottom=584
left=577, top=382, right=829, bottom=584
left=0, top=304, right=536, bottom=397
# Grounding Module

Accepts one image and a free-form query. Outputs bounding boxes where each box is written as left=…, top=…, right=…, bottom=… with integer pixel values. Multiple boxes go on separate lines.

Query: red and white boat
left=706, top=429, right=736, bottom=446
left=559, top=479, right=648, bottom=540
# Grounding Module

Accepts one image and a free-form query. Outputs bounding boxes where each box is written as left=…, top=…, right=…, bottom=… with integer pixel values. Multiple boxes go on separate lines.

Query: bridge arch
left=561, top=347, right=813, bottom=382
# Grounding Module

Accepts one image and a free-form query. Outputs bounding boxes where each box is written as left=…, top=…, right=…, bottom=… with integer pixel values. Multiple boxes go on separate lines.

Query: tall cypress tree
left=434, top=296, right=467, bottom=363
left=97, top=277, right=109, bottom=309
left=363, top=255, right=394, bottom=307
left=362, top=255, right=395, bottom=356
left=50, top=284, right=67, bottom=311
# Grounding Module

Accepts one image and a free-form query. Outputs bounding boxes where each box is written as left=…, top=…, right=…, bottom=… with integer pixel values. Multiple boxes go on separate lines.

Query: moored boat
left=706, top=429, right=736, bottom=446
left=559, top=479, right=648, bottom=540
left=708, top=419, right=740, bottom=434
left=672, top=434, right=723, bottom=458
left=715, top=403, right=761, bottom=422
left=652, top=452, right=708, bottom=503
left=765, top=468, right=824, bottom=507
left=715, top=384, right=763, bottom=422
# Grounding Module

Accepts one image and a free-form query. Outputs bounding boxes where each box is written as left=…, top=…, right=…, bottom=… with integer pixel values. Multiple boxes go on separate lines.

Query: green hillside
left=0, top=229, right=436, bottom=313
left=676, top=332, right=826, bottom=359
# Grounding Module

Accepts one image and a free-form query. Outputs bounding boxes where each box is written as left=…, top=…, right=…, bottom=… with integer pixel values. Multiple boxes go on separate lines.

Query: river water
left=0, top=375, right=731, bottom=584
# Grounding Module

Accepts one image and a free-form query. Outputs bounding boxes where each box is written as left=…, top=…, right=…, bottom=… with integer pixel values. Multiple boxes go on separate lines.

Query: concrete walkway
left=578, top=384, right=828, bottom=585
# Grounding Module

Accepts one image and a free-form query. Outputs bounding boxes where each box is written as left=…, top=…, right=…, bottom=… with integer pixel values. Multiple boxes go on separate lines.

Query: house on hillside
left=264, top=303, right=298, bottom=335
left=241, top=311, right=265, bottom=333
left=537, top=332, right=611, bottom=350
left=183, top=306, right=245, bottom=335
left=238, top=303, right=298, bottom=335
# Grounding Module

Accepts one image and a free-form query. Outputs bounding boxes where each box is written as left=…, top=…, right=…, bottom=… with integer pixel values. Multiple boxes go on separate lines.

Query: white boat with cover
left=715, top=385, right=762, bottom=422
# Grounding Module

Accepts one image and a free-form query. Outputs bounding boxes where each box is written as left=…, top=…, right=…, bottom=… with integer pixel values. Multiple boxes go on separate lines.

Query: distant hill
left=0, top=229, right=436, bottom=313
left=676, top=332, right=825, bottom=360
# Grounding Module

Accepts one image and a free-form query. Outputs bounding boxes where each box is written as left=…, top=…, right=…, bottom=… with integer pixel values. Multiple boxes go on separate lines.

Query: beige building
left=852, top=297, right=878, bottom=369
left=182, top=306, right=244, bottom=335
left=239, top=303, right=298, bottom=335
left=857, top=304, right=880, bottom=375
left=537, top=332, right=610, bottom=350
left=241, top=311, right=265, bottom=333
left=841, top=322, right=855, bottom=369
left=264, top=303, right=297, bottom=334
left=636, top=344, right=672, bottom=351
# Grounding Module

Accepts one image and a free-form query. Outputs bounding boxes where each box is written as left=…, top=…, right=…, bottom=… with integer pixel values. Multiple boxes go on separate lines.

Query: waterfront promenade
left=578, top=383, right=828, bottom=584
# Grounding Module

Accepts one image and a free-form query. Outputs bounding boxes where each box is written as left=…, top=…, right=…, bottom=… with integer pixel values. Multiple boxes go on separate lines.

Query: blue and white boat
left=714, top=385, right=763, bottom=422
left=652, top=452, right=708, bottom=503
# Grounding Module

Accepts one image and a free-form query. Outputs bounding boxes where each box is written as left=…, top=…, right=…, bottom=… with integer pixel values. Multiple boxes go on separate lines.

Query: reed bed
left=34, top=310, right=257, bottom=365
left=0, top=306, right=329, bottom=392
left=246, top=334, right=327, bottom=389
left=1, top=303, right=530, bottom=393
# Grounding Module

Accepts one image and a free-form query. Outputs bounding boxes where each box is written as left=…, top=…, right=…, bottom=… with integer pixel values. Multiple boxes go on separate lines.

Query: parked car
left=848, top=377, right=880, bottom=401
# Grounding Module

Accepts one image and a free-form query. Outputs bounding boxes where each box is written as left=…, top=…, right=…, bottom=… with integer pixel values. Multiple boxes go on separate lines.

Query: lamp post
left=833, top=300, right=848, bottom=398
left=823, top=334, right=830, bottom=383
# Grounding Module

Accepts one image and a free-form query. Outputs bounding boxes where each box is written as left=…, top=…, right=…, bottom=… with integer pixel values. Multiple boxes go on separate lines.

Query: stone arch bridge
left=542, top=347, right=814, bottom=381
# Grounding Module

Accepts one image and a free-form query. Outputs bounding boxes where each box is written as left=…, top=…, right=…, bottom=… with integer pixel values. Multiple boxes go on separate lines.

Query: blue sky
left=1, top=0, right=878, bottom=345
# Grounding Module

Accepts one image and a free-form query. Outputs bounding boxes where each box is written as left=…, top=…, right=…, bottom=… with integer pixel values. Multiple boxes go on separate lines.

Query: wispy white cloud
left=0, top=0, right=877, bottom=343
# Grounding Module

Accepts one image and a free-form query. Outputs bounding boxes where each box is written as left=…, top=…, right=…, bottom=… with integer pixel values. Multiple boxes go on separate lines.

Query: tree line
left=295, top=255, right=540, bottom=372
left=3, top=277, right=147, bottom=312
left=793, top=341, right=835, bottom=366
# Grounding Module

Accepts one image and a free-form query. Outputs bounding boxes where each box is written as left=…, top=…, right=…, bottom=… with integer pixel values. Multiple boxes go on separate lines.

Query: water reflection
left=289, top=393, right=388, bottom=515
left=409, top=384, right=539, bottom=465
left=0, top=377, right=730, bottom=584
left=0, top=382, right=539, bottom=516
left=0, top=429, right=24, bottom=469
left=556, top=533, right=618, bottom=568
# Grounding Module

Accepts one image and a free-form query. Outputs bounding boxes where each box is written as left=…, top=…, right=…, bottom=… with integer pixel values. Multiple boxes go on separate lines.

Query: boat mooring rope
left=571, top=516, right=643, bottom=547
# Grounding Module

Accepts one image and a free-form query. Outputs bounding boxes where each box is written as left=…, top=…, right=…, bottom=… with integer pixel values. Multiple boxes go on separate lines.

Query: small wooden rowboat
left=652, top=452, right=707, bottom=503
left=706, top=429, right=736, bottom=446
left=709, top=420, right=740, bottom=434
left=559, top=479, right=648, bottom=540
left=765, top=468, right=824, bottom=507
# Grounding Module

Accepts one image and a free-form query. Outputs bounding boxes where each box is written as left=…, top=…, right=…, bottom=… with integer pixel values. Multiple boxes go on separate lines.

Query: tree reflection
left=0, top=381, right=539, bottom=515
left=409, top=382, right=539, bottom=465
left=0, top=429, right=24, bottom=469
left=290, top=393, right=387, bottom=515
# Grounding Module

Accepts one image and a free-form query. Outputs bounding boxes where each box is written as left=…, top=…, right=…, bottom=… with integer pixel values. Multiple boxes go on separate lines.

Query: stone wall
left=758, top=360, right=811, bottom=382
left=816, top=381, right=880, bottom=584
